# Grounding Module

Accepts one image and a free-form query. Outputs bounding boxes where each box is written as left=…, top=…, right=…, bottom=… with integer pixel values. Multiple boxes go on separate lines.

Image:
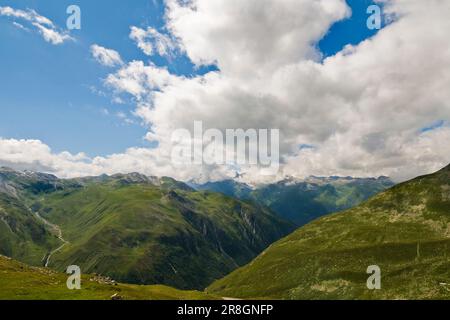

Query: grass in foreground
left=0, top=255, right=217, bottom=300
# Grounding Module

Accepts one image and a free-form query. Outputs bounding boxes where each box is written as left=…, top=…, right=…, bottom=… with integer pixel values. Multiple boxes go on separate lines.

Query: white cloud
left=90, top=44, right=124, bottom=67
left=164, top=0, right=350, bottom=76
left=2, top=0, right=450, bottom=184
left=0, top=6, right=53, bottom=26
left=115, top=111, right=135, bottom=125
left=12, top=21, right=30, bottom=32
left=32, top=22, right=72, bottom=45
left=0, top=6, right=73, bottom=45
left=103, top=0, right=450, bottom=183
left=130, top=26, right=179, bottom=57
left=105, top=60, right=180, bottom=99
left=0, top=138, right=212, bottom=180
left=0, top=139, right=91, bottom=177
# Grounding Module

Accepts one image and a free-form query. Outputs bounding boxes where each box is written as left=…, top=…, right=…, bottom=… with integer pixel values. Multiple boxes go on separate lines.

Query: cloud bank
left=1, top=0, right=450, bottom=183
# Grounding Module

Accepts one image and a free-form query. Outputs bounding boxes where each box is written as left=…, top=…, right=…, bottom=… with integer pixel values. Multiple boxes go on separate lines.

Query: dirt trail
left=34, top=211, right=69, bottom=267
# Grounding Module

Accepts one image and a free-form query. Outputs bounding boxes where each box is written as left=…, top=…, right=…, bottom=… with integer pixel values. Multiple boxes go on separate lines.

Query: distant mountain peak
left=272, top=175, right=394, bottom=187
left=110, top=172, right=158, bottom=184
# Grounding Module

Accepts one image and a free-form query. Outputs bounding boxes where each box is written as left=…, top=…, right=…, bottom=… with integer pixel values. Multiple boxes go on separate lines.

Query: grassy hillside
left=0, top=192, right=59, bottom=266
left=33, top=177, right=293, bottom=290
left=208, top=165, right=450, bottom=299
left=0, top=167, right=80, bottom=265
left=0, top=255, right=216, bottom=300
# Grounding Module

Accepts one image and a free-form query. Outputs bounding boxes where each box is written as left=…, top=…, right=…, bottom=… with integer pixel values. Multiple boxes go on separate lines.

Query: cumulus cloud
left=0, top=138, right=226, bottom=181
left=0, top=139, right=91, bottom=177
left=165, top=0, right=350, bottom=76
left=102, top=0, right=450, bottom=183
left=0, top=6, right=72, bottom=45
left=129, top=26, right=179, bottom=57
left=90, top=44, right=124, bottom=67
left=2, top=0, right=450, bottom=183
left=105, top=60, right=181, bottom=100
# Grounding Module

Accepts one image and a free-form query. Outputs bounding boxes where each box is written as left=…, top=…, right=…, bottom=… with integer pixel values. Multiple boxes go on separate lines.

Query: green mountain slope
left=208, top=165, right=450, bottom=299
left=0, top=193, right=59, bottom=266
left=31, top=175, right=294, bottom=290
left=194, top=176, right=394, bottom=226
left=0, top=168, right=61, bottom=265
left=0, top=255, right=216, bottom=300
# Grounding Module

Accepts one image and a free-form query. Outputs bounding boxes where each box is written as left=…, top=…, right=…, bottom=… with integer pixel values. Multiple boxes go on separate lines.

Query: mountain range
left=192, top=176, right=394, bottom=225
left=0, top=167, right=293, bottom=290
left=208, top=164, right=450, bottom=299
left=2, top=164, right=449, bottom=300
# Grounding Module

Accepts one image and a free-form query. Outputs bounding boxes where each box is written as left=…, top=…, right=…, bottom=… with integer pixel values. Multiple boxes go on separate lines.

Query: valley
left=0, top=168, right=294, bottom=290
left=0, top=0, right=448, bottom=305
left=33, top=211, right=68, bottom=267
left=1, top=165, right=449, bottom=300
left=207, top=165, right=450, bottom=299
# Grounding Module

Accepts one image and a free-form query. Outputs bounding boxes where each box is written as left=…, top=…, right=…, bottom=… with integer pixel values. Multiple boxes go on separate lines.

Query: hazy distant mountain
left=190, top=179, right=253, bottom=200
left=193, top=176, right=395, bottom=225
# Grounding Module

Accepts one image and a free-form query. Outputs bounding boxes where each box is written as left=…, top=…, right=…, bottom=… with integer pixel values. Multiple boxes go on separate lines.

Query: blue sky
left=0, top=0, right=380, bottom=157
